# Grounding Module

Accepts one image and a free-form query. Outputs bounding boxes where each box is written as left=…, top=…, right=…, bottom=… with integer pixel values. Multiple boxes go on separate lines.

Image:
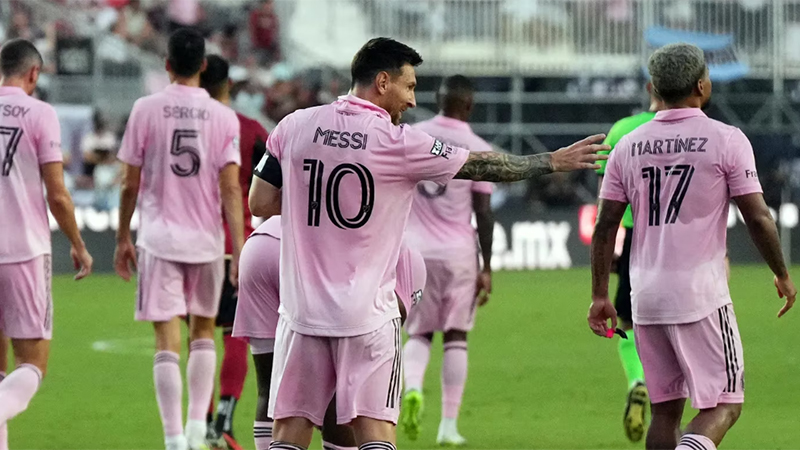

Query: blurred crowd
left=3, top=0, right=796, bottom=213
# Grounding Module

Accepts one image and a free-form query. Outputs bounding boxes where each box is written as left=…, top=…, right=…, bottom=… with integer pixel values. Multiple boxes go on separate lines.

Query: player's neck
left=170, top=75, right=202, bottom=88
left=351, top=86, right=388, bottom=112
left=441, top=111, right=469, bottom=122
left=0, top=78, right=31, bottom=94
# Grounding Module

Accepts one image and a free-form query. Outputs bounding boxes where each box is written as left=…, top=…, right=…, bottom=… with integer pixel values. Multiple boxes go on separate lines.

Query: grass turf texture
left=6, top=266, right=800, bottom=449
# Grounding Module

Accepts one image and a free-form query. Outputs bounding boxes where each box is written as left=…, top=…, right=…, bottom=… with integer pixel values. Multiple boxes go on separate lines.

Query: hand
left=228, top=256, right=239, bottom=289
left=550, top=134, right=610, bottom=172
left=774, top=275, right=796, bottom=318
left=475, top=270, right=492, bottom=307
left=70, top=245, right=93, bottom=280
left=114, top=237, right=137, bottom=282
left=587, top=297, right=618, bottom=337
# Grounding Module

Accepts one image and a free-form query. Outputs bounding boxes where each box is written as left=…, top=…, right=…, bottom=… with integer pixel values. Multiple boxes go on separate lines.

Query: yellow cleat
left=624, top=382, right=649, bottom=442
left=400, top=390, right=424, bottom=441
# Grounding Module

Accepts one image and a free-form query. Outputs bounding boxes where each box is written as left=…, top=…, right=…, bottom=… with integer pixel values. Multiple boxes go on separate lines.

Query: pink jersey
left=267, top=95, right=468, bottom=337
left=118, top=84, right=240, bottom=263
left=600, top=108, right=762, bottom=325
left=0, top=87, right=63, bottom=264
left=407, top=115, right=493, bottom=260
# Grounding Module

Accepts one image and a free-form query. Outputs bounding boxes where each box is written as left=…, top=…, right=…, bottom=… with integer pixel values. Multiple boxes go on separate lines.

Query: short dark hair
left=648, top=43, right=707, bottom=104
left=0, top=39, right=42, bottom=77
left=350, top=37, right=423, bottom=88
left=438, top=74, right=475, bottom=114
left=168, top=28, right=206, bottom=78
left=200, top=54, right=229, bottom=99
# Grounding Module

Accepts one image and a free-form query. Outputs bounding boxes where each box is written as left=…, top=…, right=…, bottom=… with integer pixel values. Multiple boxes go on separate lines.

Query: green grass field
left=6, top=266, right=800, bottom=449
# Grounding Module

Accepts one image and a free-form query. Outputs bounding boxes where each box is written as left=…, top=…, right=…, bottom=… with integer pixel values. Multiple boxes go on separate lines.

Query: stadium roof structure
left=644, top=26, right=750, bottom=82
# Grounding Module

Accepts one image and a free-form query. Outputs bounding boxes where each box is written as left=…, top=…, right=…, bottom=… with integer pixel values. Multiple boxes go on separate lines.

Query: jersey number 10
left=642, top=164, right=695, bottom=226
left=304, top=158, right=375, bottom=229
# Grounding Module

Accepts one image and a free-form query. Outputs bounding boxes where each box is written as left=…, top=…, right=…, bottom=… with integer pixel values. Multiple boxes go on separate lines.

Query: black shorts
left=614, top=227, right=633, bottom=323
left=216, top=259, right=238, bottom=328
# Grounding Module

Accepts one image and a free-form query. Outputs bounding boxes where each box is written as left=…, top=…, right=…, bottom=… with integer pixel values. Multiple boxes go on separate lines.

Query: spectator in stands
left=81, top=111, right=120, bottom=210
left=113, top=0, right=158, bottom=51
left=8, top=8, right=44, bottom=42
left=167, top=0, right=202, bottom=33
left=210, top=24, right=240, bottom=62
left=249, top=0, right=280, bottom=65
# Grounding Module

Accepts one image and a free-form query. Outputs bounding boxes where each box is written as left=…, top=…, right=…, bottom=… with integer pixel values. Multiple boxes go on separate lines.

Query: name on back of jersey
left=162, top=106, right=210, bottom=120
left=313, top=127, right=368, bottom=150
left=0, top=104, right=30, bottom=118
left=630, top=136, right=708, bottom=157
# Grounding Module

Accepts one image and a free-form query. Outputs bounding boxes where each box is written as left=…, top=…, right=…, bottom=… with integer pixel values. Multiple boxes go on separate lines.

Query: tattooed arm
left=454, top=134, right=610, bottom=182
left=454, top=152, right=553, bottom=182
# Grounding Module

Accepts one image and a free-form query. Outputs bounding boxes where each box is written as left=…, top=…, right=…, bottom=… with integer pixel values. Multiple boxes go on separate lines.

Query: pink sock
left=676, top=434, right=716, bottom=450
left=322, top=441, right=357, bottom=450
left=153, top=351, right=183, bottom=437
left=187, top=339, right=216, bottom=421
left=403, top=336, right=431, bottom=391
left=254, top=420, right=273, bottom=450
left=0, top=371, right=6, bottom=450
left=441, top=341, right=468, bottom=419
left=0, top=364, right=42, bottom=424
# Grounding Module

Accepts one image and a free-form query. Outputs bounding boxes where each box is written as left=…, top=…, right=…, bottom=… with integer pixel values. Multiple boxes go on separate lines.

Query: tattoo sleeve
left=454, top=151, right=553, bottom=182
left=591, top=199, right=627, bottom=298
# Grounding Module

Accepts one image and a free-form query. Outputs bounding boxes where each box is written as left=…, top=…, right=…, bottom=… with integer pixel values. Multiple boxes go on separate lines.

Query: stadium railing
left=275, top=0, right=800, bottom=79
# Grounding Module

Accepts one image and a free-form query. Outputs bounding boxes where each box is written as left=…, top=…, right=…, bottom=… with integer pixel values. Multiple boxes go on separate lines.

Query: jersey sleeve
left=401, top=125, right=469, bottom=185
left=35, top=104, right=63, bottom=165
left=724, top=128, right=763, bottom=197
left=598, top=135, right=629, bottom=203
left=117, top=100, right=148, bottom=167
left=217, top=110, right=242, bottom=170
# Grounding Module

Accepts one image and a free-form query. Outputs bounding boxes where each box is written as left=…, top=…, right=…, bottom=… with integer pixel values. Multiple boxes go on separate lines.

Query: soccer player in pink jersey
left=113, top=29, right=245, bottom=450
left=248, top=37, right=609, bottom=450
left=0, top=39, right=94, bottom=450
left=401, top=74, right=494, bottom=446
left=200, top=54, right=269, bottom=450
left=231, top=215, right=426, bottom=450
left=591, top=43, right=797, bottom=450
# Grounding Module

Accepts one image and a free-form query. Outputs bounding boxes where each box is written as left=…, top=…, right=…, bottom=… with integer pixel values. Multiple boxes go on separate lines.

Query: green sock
left=618, top=329, right=645, bottom=389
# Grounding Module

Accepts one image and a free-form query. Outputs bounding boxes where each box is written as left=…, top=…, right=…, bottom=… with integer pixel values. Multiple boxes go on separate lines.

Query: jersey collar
left=164, top=83, right=210, bottom=98
left=0, top=86, right=27, bottom=97
left=654, top=108, right=706, bottom=122
left=336, top=94, right=391, bottom=121
left=432, top=114, right=472, bottom=131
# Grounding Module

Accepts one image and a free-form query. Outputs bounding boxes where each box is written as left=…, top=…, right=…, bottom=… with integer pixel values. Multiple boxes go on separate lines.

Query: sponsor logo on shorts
left=411, top=289, right=423, bottom=306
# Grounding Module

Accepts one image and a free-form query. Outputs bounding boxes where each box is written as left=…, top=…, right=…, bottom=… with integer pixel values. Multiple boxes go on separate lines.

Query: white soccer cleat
left=436, top=420, right=467, bottom=447
left=165, top=435, right=189, bottom=450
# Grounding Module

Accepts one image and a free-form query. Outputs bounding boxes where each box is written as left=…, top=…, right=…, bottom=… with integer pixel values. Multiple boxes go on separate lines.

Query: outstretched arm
left=454, top=134, right=609, bottom=182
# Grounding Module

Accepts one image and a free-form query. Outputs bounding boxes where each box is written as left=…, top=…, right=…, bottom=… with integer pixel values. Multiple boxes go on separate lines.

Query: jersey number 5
left=304, top=158, right=375, bottom=229
left=170, top=129, right=201, bottom=177
left=0, top=126, right=23, bottom=177
left=642, top=164, right=695, bottom=226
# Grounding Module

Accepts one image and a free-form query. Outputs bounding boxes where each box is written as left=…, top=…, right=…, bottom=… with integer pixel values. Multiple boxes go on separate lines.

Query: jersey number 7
left=0, top=126, right=23, bottom=177
left=642, top=164, right=695, bottom=226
